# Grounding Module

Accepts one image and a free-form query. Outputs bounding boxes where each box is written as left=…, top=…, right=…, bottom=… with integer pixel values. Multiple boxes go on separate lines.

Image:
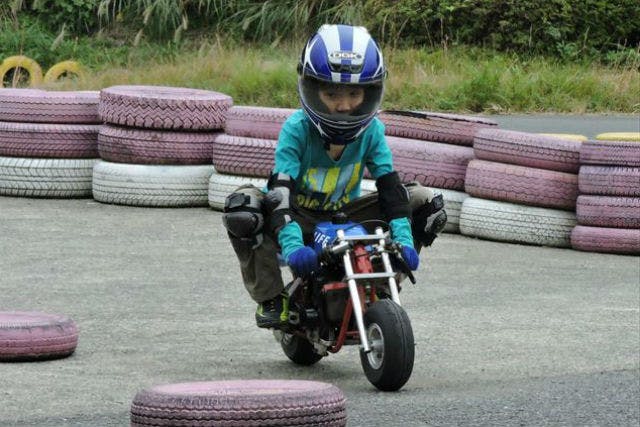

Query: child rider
left=222, top=24, right=447, bottom=329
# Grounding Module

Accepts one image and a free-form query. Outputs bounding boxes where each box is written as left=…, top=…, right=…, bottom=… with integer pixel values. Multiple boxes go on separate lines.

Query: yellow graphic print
left=297, top=163, right=361, bottom=210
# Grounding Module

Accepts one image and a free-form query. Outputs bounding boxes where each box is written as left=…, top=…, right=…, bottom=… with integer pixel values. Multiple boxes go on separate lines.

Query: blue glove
left=286, top=246, right=319, bottom=277
left=400, top=245, right=420, bottom=271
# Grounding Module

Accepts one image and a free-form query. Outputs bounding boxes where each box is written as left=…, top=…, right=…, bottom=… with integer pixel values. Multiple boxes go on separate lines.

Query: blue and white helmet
left=298, top=24, right=386, bottom=144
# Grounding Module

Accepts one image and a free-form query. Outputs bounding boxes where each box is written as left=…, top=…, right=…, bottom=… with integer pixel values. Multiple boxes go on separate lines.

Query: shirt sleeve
left=273, top=116, right=305, bottom=180
left=273, top=113, right=306, bottom=257
left=364, top=119, right=394, bottom=179
left=389, top=217, right=414, bottom=249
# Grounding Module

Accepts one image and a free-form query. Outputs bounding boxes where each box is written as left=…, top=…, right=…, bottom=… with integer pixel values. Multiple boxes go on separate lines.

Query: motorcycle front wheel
left=278, top=332, right=323, bottom=366
left=359, top=299, right=415, bottom=391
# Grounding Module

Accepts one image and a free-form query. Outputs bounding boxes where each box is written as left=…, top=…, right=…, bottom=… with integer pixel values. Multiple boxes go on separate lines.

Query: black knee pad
left=412, top=194, right=447, bottom=247
left=222, top=191, right=264, bottom=248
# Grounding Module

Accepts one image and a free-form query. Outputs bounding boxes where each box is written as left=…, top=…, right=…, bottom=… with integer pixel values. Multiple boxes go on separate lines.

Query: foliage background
left=0, top=0, right=638, bottom=113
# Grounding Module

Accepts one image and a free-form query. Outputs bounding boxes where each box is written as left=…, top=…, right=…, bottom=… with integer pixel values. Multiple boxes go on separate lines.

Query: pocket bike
left=273, top=212, right=416, bottom=391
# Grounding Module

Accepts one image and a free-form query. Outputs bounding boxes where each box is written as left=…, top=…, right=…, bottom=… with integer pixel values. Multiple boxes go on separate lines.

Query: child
left=223, top=24, right=447, bottom=328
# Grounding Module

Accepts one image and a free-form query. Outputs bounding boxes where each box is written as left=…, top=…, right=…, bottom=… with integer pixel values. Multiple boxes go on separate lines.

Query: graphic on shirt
left=297, top=162, right=361, bottom=210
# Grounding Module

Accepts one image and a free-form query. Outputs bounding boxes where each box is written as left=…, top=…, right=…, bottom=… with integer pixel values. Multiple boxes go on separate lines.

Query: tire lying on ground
left=0, top=55, right=43, bottom=87
left=0, top=311, right=78, bottom=361
left=459, top=196, right=577, bottom=248
left=130, top=380, right=347, bottom=426
left=0, top=156, right=96, bottom=198
left=92, top=160, right=214, bottom=207
left=0, top=89, right=100, bottom=124
left=99, top=85, right=232, bottom=131
left=98, top=124, right=218, bottom=165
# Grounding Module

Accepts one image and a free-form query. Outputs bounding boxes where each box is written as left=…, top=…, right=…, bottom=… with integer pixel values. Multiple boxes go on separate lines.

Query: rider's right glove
left=286, top=245, right=319, bottom=277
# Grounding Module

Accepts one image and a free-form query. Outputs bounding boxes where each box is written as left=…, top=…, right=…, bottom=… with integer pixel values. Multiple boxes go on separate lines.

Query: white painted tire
left=430, top=188, right=468, bottom=233
left=0, top=156, right=96, bottom=198
left=93, top=161, right=214, bottom=207
left=207, top=171, right=465, bottom=233
left=460, top=197, right=577, bottom=247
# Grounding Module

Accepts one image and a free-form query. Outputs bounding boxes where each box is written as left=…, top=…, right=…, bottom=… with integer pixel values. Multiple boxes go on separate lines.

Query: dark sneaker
left=255, top=292, right=289, bottom=328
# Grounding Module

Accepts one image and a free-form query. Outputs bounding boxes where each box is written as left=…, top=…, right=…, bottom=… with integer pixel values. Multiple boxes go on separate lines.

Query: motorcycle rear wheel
left=359, top=299, right=415, bottom=391
left=280, top=332, right=323, bottom=366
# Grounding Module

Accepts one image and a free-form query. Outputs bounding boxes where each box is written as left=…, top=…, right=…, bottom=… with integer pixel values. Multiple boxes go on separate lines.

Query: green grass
left=16, top=38, right=640, bottom=114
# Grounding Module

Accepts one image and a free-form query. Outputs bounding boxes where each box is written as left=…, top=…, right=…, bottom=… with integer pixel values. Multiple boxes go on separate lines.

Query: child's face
left=318, top=85, right=365, bottom=114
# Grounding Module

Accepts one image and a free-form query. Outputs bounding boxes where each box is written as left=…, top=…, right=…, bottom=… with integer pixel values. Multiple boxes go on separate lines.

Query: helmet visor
left=299, top=77, right=383, bottom=126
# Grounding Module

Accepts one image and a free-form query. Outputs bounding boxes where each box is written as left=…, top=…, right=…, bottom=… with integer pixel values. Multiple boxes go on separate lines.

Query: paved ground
left=491, top=114, right=639, bottom=138
left=0, top=196, right=638, bottom=426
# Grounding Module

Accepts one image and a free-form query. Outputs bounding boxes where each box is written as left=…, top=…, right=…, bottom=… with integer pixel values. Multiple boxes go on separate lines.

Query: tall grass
left=37, top=41, right=640, bottom=114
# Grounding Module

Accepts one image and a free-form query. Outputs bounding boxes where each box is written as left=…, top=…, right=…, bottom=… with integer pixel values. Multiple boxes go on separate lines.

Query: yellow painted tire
left=539, top=133, right=587, bottom=141
left=0, top=55, right=43, bottom=87
left=596, top=132, right=640, bottom=142
left=44, top=60, right=84, bottom=83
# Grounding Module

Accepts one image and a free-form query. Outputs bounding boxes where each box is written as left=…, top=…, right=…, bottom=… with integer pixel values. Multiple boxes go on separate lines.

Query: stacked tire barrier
left=0, top=89, right=100, bottom=198
left=378, top=110, right=497, bottom=233
left=572, top=137, right=640, bottom=254
left=93, top=85, right=232, bottom=207
left=212, top=107, right=497, bottom=234
left=460, top=129, right=581, bottom=248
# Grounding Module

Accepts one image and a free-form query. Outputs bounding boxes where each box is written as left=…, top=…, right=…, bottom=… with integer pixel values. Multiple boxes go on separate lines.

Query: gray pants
left=228, top=182, right=434, bottom=303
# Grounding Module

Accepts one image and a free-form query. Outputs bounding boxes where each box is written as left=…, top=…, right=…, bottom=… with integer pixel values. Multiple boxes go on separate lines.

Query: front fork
left=336, top=227, right=401, bottom=354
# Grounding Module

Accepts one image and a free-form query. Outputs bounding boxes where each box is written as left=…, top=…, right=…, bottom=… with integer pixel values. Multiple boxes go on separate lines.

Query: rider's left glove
left=400, top=245, right=419, bottom=271
left=286, top=245, right=319, bottom=277
left=389, top=217, right=419, bottom=271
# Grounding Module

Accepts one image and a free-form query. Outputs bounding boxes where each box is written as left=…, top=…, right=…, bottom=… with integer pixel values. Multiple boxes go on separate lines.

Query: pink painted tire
left=0, top=121, right=99, bottom=158
left=571, top=225, right=640, bottom=255
left=464, top=159, right=578, bottom=210
left=578, top=165, right=640, bottom=196
left=98, top=124, right=218, bottom=165
left=130, top=380, right=347, bottom=426
left=99, top=85, right=233, bottom=130
left=0, top=311, right=78, bottom=361
left=474, top=128, right=582, bottom=173
left=0, top=89, right=100, bottom=124
left=576, top=195, right=640, bottom=228
left=212, top=134, right=276, bottom=177
left=379, top=110, right=497, bottom=146
left=386, top=136, right=475, bottom=190
left=580, top=139, right=640, bottom=167
left=224, top=106, right=296, bottom=139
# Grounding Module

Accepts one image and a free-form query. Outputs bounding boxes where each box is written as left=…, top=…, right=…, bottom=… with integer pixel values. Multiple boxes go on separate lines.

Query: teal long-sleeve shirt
left=274, top=109, right=413, bottom=260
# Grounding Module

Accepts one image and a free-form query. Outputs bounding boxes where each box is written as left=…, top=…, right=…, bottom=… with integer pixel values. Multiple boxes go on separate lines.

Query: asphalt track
left=1, top=196, right=638, bottom=427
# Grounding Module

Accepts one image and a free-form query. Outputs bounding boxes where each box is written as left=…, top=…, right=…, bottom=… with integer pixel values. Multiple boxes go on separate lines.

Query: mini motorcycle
left=273, top=212, right=416, bottom=391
